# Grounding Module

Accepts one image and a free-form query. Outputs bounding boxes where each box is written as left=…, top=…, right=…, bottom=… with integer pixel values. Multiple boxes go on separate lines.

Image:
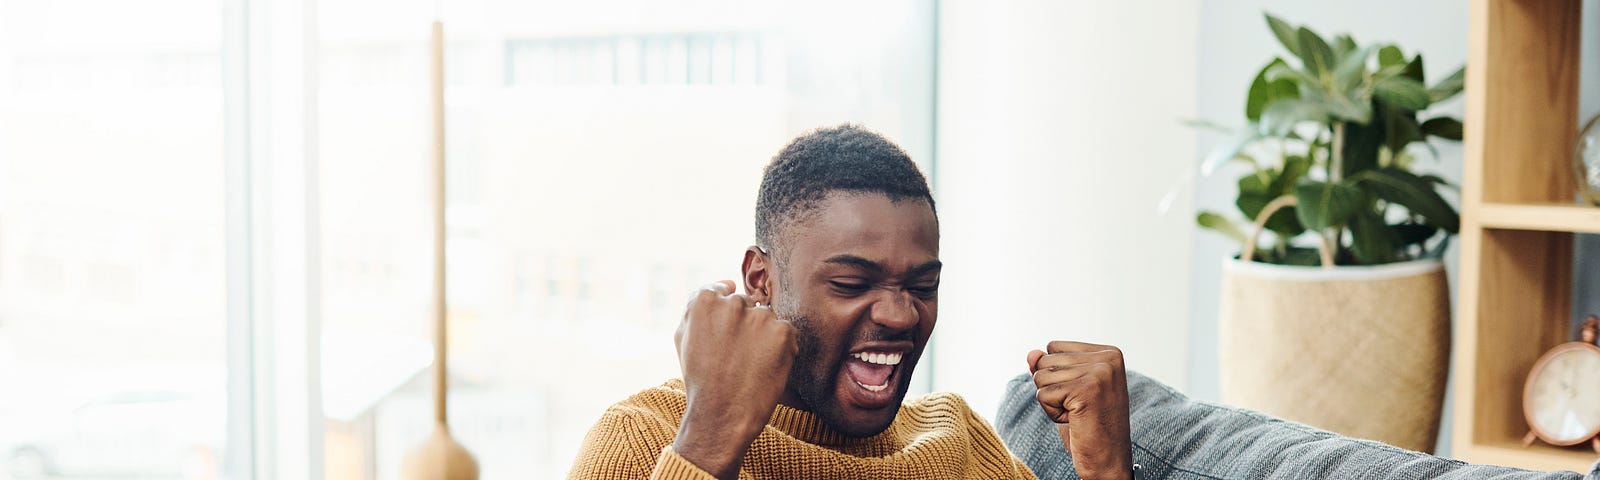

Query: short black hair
left=755, top=124, right=935, bottom=257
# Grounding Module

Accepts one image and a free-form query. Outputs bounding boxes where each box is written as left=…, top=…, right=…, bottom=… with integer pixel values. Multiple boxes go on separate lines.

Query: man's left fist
left=1027, top=341, right=1133, bottom=480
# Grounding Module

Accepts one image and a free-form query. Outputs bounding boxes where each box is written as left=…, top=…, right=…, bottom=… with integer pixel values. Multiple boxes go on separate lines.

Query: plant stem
left=1327, top=122, right=1347, bottom=262
left=1331, top=122, right=1345, bottom=183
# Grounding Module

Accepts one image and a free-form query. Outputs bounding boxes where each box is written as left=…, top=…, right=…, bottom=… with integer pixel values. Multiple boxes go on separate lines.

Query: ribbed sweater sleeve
left=569, top=406, right=703, bottom=479
left=651, top=448, right=719, bottom=480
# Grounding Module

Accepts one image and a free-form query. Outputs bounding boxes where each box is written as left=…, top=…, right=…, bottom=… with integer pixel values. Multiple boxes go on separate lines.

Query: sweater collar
left=765, top=402, right=900, bottom=448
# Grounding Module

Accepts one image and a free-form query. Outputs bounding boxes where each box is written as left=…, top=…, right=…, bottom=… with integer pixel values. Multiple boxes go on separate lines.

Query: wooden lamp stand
left=400, top=20, right=480, bottom=480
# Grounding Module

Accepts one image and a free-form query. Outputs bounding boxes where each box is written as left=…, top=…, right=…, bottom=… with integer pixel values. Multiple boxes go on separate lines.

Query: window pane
left=0, top=1, right=228, bottom=479
left=316, top=1, right=932, bottom=478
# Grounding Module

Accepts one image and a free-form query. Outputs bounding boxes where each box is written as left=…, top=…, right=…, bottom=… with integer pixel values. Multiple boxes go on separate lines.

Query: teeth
left=851, top=351, right=903, bottom=366
left=855, top=381, right=888, bottom=392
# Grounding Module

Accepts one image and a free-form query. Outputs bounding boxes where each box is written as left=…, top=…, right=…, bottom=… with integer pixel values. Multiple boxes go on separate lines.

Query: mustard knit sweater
left=567, top=379, right=1039, bottom=479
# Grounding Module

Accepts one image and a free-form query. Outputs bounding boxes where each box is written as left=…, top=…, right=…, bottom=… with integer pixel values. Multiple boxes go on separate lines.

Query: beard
left=777, top=303, right=915, bottom=438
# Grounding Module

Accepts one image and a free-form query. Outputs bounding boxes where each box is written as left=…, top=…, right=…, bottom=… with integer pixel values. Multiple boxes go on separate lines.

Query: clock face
left=1525, top=345, right=1600, bottom=444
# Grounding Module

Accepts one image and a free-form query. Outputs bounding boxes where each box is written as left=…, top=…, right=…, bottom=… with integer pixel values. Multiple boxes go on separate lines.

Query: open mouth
left=842, top=350, right=903, bottom=405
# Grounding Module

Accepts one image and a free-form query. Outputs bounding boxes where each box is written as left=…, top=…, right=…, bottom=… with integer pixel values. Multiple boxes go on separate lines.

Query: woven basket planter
left=1219, top=257, right=1450, bottom=453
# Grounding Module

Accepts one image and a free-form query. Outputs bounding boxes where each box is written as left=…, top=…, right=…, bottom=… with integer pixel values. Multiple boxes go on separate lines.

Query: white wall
left=933, top=0, right=1199, bottom=421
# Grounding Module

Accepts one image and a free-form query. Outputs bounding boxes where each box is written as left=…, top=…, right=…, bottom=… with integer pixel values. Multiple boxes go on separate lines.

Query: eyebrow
left=822, top=254, right=943, bottom=280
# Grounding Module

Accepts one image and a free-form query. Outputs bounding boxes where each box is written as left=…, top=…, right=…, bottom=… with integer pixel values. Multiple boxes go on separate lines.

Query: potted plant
left=1195, top=13, right=1464, bottom=453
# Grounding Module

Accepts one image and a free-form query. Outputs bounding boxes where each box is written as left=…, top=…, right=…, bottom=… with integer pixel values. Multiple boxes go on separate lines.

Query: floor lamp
left=400, top=20, right=479, bottom=480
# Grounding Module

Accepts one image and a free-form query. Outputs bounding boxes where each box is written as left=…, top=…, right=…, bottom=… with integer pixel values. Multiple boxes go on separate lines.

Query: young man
left=568, top=125, right=1135, bottom=480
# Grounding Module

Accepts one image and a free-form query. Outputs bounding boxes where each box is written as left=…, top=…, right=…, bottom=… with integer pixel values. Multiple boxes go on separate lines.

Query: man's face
left=769, top=192, right=940, bottom=438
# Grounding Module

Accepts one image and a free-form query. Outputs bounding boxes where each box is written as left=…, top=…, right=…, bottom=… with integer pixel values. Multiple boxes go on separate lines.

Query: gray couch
left=996, top=371, right=1600, bottom=479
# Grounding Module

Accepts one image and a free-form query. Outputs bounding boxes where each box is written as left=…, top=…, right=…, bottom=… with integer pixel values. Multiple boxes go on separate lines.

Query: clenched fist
left=671, top=280, right=798, bottom=480
left=1027, top=341, right=1134, bottom=480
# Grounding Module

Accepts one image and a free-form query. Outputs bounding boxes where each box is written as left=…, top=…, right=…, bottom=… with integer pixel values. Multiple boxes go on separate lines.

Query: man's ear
left=742, top=246, right=772, bottom=305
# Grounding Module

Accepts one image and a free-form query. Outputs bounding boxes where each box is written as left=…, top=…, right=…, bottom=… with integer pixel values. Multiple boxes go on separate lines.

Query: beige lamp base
left=401, top=424, right=480, bottom=480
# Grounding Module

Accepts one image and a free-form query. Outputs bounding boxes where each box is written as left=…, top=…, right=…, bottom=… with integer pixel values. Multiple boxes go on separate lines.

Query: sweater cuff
left=650, top=446, right=722, bottom=480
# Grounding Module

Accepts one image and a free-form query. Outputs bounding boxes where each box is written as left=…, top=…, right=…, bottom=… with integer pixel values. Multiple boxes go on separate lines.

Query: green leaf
left=1402, top=54, right=1426, bottom=81
left=1420, top=117, right=1463, bottom=140
left=1265, top=13, right=1302, bottom=57
left=1247, top=59, right=1302, bottom=121
left=1420, top=174, right=1458, bottom=191
left=1198, top=211, right=1249, bottom=244
left=1348, top=206, right=1399, bottom=264
left=1276, top=155, right=1312, bottom=194
left=1351, top=167, right=1461, bottom=233
left=1333, top=46, right=1375, bottom=90
left=1378, top=45, right=1406, bottom=67
left=1239, top=171, right=1270, bottom=195
left=1326, top=92, right=1374, bottom=123
left=1238, top=174, right=1305, bottom=239
left=1265, top=63, right=1319, bottom=86
left=1392, top=222, right=1439, bottom=247
left=1202, top=128, right=1262, bottom=175
left=1296, top=27, right=1336, bottom=75
left=1371, top=64, right=1408, bottom=83
left=1342, top=116, right=1385, bottom=177
left=1427, top=66, right=1465, bottom=103
left=1332, top=34, right=1358, bottom=58
left=1265, top=207, right=1306, bottom=240
left=1382, top=103, right=1424, bottom=154
left=1295, top=181, right=1364, bottom=231
left=1260, top=99, right=1329, bottom=136
left=1373, top=76, right=1431, bottom=111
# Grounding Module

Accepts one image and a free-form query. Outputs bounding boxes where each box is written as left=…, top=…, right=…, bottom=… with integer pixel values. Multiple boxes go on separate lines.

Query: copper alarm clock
left=1522, top=315, right=1600, bottom=453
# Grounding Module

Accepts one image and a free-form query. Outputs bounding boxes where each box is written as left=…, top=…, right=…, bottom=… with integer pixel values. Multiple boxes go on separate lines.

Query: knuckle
left=692, top=288, right=719, bottom=304
left=697, top=286, right=720, bottom=299
left=1090, top=362, right=1114, bottom=378
left=716, top=297, right=743, bottom=314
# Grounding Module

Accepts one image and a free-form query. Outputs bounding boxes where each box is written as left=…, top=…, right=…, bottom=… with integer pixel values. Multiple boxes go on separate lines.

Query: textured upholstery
left=995, top=371, right=1600, bottom=479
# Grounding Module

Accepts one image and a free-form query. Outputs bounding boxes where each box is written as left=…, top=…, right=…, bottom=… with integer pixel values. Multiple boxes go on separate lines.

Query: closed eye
left=829, top=281, right=870, bottom=296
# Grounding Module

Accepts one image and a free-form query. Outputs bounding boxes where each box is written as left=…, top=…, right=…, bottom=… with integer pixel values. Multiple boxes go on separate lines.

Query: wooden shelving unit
left=1477, top=203, right=1600, bottom=235
left=1451, top=0, right=1597, bottom=473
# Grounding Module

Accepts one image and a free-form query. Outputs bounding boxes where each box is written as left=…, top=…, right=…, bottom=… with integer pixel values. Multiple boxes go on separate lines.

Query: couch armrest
left=996, top=371, right=1600, bottom=480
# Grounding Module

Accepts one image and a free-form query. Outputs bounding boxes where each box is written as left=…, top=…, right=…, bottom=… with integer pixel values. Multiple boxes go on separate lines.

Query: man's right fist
left=670, top=280, right=798, bottom=480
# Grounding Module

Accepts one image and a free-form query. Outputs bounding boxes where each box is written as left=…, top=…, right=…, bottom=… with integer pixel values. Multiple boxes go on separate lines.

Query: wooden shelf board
left=1474, top=203, right=1600, bottom=234
left=1456, top=440, right=1598, bottom=474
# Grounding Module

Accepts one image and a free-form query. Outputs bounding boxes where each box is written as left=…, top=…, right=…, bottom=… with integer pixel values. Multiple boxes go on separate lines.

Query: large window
left=0, top=1, right=932, bottom=478
left=315, top=1, right=934, bottom=477
left=0, top=1, right=229, bottom=479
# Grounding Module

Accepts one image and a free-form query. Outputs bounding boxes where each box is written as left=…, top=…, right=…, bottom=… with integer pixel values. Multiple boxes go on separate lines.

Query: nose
left=868, top=288, right=920, bottom=332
